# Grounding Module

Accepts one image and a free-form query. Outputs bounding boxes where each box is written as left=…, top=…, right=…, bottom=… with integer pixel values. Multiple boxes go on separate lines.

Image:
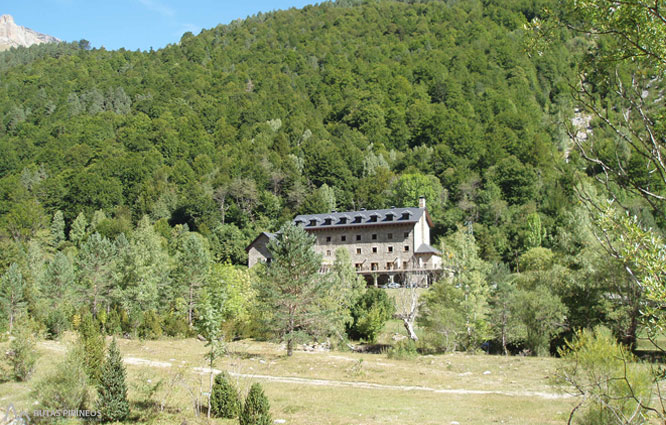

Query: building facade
left=246, top=197, right=442, bottom=286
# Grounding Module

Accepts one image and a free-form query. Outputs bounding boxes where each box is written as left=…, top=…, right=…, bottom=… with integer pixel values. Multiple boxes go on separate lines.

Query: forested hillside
left=5, top=0, right=649, bottom=351
left=0, top=0, right=577, bottom=266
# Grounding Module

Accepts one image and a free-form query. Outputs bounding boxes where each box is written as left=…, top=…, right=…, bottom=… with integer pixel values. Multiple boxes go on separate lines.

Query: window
left=404, top=245, right=410, bottom=252
left=324, top=218, right=332, bottom=225
left=386, top=262, right=393, bottom=270
left=404, top=232, right=409, bottom=238
left=340, top=217, right=347, bottom=224
left=356, top=234, right=361, bottom=241
left=341, top=235, right=347, bottom=242
left=387, top=246, right=393, bottom=253
left=356, top=248, right=362, bottom=255
left=371, top=262, right=379, bottom=271
left=326, top=236, right=332, bottom=242
left=355, top=263, right=363, bottom=270
left=403, top=261, right=408, bottom=269
left=372, top=246, right=378, bottom=253
left=372, top=234, right=377, bottom=240
left=369, top=214, right=378, bottom=222
left=388, top=233, right=393, bottom=240
left=326, top=250, right=331, bottom=256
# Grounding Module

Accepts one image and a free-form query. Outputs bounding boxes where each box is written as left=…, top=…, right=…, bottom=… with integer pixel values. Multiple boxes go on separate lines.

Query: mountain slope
left=0, top=14, right=59, bottom=51
left=0, top=0, right=579, bottom=265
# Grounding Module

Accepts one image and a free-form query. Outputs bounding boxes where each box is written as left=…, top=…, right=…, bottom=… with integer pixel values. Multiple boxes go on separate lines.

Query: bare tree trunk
left=188, top=284, right=193, bottom=326
left=403, top=319, right=418, bottom=341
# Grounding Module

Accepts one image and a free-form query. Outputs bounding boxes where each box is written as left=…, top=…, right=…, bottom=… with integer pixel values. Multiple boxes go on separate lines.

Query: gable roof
left=245, top=231, right=276, bottom=252
left=293, top=206, right=433, bottom=230
left=414, top=243, right=442, bottom=255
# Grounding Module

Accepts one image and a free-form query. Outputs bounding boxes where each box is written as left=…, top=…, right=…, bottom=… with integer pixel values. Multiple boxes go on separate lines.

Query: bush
left=138, top=310, right=163, bottom=340
left=6, top=322, right=39, bottom=381
left=32, top=345, right=90, bottom=414
left=211, top=372, right=240, bottom=418
left=556, top=327, right=653, bottom=425
left=239, top=383, right=271, bottom=425
left=163, top=312, right=189, bottom=337
left=45, top=309, right=68, bottom=340
left=387, top=338, right=418, bottom=360
left=105, top=309, right=122, bottom=336
left=96, top=338, right=130, bottom=423
left=347, top=288, right=395, bottom=343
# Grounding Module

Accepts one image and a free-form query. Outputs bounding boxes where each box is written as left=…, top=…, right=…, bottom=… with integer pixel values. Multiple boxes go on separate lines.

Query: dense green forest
left=0, top=0, right=660, bottom=353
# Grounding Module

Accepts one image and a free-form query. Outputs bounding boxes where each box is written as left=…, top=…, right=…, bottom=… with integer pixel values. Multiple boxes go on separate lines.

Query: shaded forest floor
left=0, top=332, right=575, bottom=425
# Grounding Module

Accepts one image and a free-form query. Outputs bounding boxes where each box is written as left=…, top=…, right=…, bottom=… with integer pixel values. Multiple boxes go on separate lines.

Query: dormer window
left=401, top=212, right=411, bottom=220
left=309, top=219, right=318, bottom=226
left=295, top=219, right=304, bottom=226
left=324, top=218, right=332, bottom=225
left=340, top=217, right=347, bottom=224
left=354, top=215, right=363, bottom=223
left=369, top=213, right=379, bottom=222
left=385, top=213, right=394, bottom=221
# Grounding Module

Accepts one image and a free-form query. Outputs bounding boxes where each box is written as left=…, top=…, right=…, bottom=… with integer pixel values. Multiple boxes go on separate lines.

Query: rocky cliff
left=0, top=14, right=60, bottom=51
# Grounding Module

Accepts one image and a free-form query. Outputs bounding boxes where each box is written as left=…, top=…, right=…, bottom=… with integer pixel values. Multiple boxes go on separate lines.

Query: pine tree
left=96, top=338, right=130, bottom=423
left=257, top=222, right=333, bottom=356
left=239, top=383, right=271, bottom=425
left=0, top=263, right=26, bottom=333
left=78, top=312, right=105, bottom=384
left=50, top=210, right=66, bottom=247
left=210, top=372, right=240, bottom=418
left=69, top=212, right=88, bottom=246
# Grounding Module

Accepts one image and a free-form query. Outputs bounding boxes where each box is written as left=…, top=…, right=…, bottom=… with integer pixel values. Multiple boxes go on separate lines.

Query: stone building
left=246, top=197, right=442, bottom=286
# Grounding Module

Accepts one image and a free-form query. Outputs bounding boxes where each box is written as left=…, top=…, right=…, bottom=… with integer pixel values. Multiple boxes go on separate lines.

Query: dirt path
left=39, top=342, right=569, bottom=400
left=192, top=366, right=569, bottom=400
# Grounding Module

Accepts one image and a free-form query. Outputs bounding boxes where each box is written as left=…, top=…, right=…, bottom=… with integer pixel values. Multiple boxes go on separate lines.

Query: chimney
left=418, top=196, right=426, bottom=209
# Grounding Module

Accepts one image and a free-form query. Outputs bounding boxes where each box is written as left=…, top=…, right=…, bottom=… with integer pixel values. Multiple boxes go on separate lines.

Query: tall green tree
left=77, top=233, right=116, bottom=317
left=177, top=232, right=211, bottom=326
left=257, top=222, right=333, bottom=356
left=0, top=263, right=26, bottom=333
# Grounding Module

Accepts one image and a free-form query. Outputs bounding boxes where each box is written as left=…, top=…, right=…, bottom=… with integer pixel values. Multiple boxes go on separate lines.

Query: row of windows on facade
left=354, top=259, right=423, bottom=271
left=324, top=231, right=409, bottom=243
left=325, top=245, right=410, bottom=256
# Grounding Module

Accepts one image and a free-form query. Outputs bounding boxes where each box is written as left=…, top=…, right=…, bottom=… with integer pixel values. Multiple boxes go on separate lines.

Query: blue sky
left=4, top=0, right=317, bottom=51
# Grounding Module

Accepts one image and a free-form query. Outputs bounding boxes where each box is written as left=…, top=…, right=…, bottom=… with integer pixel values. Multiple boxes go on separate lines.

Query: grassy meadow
left=0, top=328, right=576, bottom=425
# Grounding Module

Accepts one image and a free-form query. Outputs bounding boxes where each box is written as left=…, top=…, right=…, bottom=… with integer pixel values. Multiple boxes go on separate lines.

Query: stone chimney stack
left=418, top=196, right=426, bottom=209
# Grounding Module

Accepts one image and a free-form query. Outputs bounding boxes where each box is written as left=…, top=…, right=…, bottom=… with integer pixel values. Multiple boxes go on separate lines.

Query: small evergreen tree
left=32, top=345, right=90, bottom=412
left=96, top=338, right=130, bottom=423
left=239, top=383, right=271, bottom=425
left=7, top=321, right=38, bottom=381
left=78, top=312, right=105, bottom=383
left=211, top=372, right=240, bottom=418
left=50, top=210, right=66, bottom=247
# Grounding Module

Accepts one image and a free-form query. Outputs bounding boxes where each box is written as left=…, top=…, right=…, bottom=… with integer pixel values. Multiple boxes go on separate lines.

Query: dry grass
left=0, top=333, right=575, bottom=425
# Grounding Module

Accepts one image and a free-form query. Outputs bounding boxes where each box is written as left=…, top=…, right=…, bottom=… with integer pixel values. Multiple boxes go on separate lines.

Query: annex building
left=246, top=197, right=442, bottom=286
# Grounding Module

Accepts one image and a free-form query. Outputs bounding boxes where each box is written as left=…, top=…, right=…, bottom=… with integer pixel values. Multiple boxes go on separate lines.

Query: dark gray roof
left=414, top=243, right=442, bottom=255
left=293, top=207, right=425, bottom=230
left=245, top=231, right=277, bottom=252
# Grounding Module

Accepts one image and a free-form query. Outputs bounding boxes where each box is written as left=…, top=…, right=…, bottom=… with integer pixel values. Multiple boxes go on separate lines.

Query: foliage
left=6, top=321, right=38, bottom=381
left=239, top=383, right=272, bottom=425
left=31, top=345, right=90, bottom=414
left=257, top=223, right=337, bottom=355
left=210, top=372, right=240, bottom=419
left=347, top=288, right=394, bottom=343
left=96, top=338, right=130, bottom=423
left=78, top=312, right=105, bottom=384
left=386, top=338, right=418, bottom=360
left=556, top=327, right=655, bottom=425
left=0, top=263, right=26, bottom=333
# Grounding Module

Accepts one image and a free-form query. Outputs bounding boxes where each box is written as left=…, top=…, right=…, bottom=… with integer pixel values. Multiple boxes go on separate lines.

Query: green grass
left=0, top=334, right=575, bottom=425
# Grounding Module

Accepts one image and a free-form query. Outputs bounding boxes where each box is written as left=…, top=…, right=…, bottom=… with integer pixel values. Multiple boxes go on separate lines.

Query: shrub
left=556, top=326, right=653, bottom=425
left=45, top=309, right=68, bottom=340
left=96, top=338, right=130, bottom=423
left=138, top=310, right=163, bottom=340
left=6, top=321, right=39, bottom=381
left=32, top=345, right=90, bottom=413
left=387, top=338, right=418, bottom=360
left=105, top=309, right=122, bottom=336
left=210, top=372, right=240, bottom=418
left=163, top=312, right=189, bottom=337
left=347, top=288, right=395, bottom=343
left=239, top=383, right=271, bottom=425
